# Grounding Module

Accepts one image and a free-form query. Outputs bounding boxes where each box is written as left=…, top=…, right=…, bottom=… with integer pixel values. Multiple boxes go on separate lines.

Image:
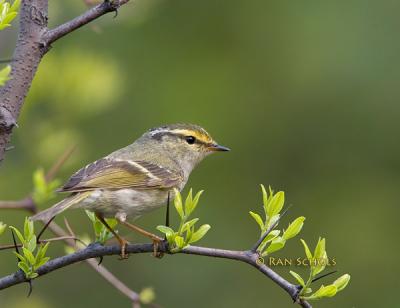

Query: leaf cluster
left=9, top=218, right=50, bottom=279
left=249, top=185, right=304, bottom=256
left=157, top=189, right=211, bottom=253
left=0, top=0, right=19, bottom=30
left=290, top=238, right=350, bottom=301
left=86, top=211, right=117, bottom=244
left=0, top=1, right=20, bottom=86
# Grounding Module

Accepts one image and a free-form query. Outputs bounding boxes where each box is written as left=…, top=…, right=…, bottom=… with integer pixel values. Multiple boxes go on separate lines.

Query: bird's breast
left=82, top=188, right=176, bottom=219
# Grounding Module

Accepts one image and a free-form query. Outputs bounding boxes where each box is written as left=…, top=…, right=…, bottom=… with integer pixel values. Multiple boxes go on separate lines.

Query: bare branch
left=0, top=242, right=312, bottom=308
left=42, top=0, right=130, bottom=45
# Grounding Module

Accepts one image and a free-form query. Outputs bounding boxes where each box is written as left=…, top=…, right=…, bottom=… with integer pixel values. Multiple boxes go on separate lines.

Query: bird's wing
left=58, top=158, right=182, bottom=192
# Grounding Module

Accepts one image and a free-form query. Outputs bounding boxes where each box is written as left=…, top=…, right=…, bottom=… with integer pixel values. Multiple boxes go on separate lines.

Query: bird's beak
left=207, top=143, right=230, bottom=152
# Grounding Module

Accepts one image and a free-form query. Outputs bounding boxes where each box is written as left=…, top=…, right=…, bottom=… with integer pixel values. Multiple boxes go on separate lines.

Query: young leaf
left=189, top=224, right=211, bottom=243
left=312, top=250, right=328, bottom=276
left=260, top=184, right=268, bottom=209
left=264, top=236, right=286, bottom=255
left=24, top=217, right=34, bottom=241
left=267, top=191, right=285, bottom=218
left=0, top=222, right=6, bottom=235
left=304, top=284, right=337, bottom=300
left=17, top=261, right=30, bottom=274
left=173, top=189, right=184, bottom=219
left=13, top=252, right=26, bottom=263
left=249, top=211, right=264, bottom=231
left=36, top=242, right=50, bottom=261
left=174, top=236, right=185, bottom=249
left=300, top=239, right=313, bottom=260
left=333, top=274, right=351, bottom=292
left=34, top=257, right=50, bottom=270
left=191, top=190, right=204, bottom=214
left=290, top=270, right=305, bottom=287
left=283, top=216, right=305, bottom=240
left=184, top=188, right=193, bottom=215
left=156, top=225, right=174, bottom=237
left=9, top=226, right=26, bottom=246
left=22, top=247, right=36, bottom=265
left=313, top=237, right=326, bottom=260
left=26, top=235, right=37, bottom=252
left=182, top=218, right=199, bottom=232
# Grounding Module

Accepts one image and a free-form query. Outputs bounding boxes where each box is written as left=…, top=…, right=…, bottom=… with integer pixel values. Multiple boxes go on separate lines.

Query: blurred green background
left=1, top=0, right=399, bottom=307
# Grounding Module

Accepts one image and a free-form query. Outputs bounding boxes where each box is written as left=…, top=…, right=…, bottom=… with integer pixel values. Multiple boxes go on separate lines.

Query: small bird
left=31, top=123, right=229, bottom=257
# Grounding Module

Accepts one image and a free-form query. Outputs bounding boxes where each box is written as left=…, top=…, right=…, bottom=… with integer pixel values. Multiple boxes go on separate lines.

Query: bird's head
left=142, top=123, right=229, bottom=175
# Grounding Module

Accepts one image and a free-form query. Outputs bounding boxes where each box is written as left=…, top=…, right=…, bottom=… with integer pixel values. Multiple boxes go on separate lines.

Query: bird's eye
left=185, top=136, right=196, bottom=145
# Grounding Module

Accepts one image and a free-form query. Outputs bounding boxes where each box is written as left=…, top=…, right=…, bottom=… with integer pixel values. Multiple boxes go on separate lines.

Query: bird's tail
left=30, top=192, right=90, bottom=222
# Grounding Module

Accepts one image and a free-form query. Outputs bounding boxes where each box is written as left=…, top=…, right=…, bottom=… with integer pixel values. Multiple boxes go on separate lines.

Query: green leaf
left=174, top=236, right=185, bottom=249
left=156, top=225, right=174, bottom=237
left=26, top=235, right=37, bottom=252
left=10, top=0, right=20, bottom=12
left=249, top=211, right=264, bottom=231
left=264, top=236, right=286, bottom=255
left=9, top=226, right=26, bottom=246
left=333, top=274, right=351, bottom=292
left=312, top=250, right=328, bottom=276
left=184, top=188, right=193, bottom=215
left=283, top=216, right=305, bottom=240
left=36, top=242, right=50, bottom=261
left=189, top=224, right=211, bottom=243
left=289, top=270, right=305, bottom=287
left=260, top=184, right=268, bottom=210
left=13, top=252, right=26, bottom=263
left=267, top=214, right=280, bottom=229
left=182, top=218, right=199, bottom=232
left=304, top=285, right=337, bottom=300
left=313, top=237, right=325, bottom=260
left=300, top=239, right=313, bottom=260
left=173, top=189, right=184, bottom=219
left=17, top=261, right=30, bottom=274
left=24, top=217, right=34, bottom=241
left=34, top=257, right=50, bottom=270
left=267, top=191, right=285, bottom=218
left=0, top=222, right=6, bottom=235
left=22, top=247, right=36, bottom=265
left=258, top=230, right=280, bottom=252
left=191, top=190, right=204, bottom=214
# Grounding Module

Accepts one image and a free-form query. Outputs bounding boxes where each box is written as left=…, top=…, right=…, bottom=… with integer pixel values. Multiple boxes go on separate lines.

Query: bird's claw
left=118, top=238, right=130, bottom=260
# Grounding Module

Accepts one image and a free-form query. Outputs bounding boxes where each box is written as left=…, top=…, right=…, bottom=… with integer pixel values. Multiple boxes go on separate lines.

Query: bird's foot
left=151, top=235, right=164, bottom=258
left=118, top=238, right=130, bottom=260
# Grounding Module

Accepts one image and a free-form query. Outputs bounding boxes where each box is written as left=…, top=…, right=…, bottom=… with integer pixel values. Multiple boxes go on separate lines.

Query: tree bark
left=0, top=0, right=49, bottom=162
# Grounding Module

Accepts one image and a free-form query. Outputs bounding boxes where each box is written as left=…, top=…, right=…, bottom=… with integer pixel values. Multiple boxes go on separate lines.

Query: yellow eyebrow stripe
left=170, top=129, right=213, bottom=144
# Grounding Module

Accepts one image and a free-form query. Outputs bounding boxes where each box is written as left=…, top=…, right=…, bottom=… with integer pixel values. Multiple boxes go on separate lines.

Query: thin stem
left=42, top=0, right=130, bottom=45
